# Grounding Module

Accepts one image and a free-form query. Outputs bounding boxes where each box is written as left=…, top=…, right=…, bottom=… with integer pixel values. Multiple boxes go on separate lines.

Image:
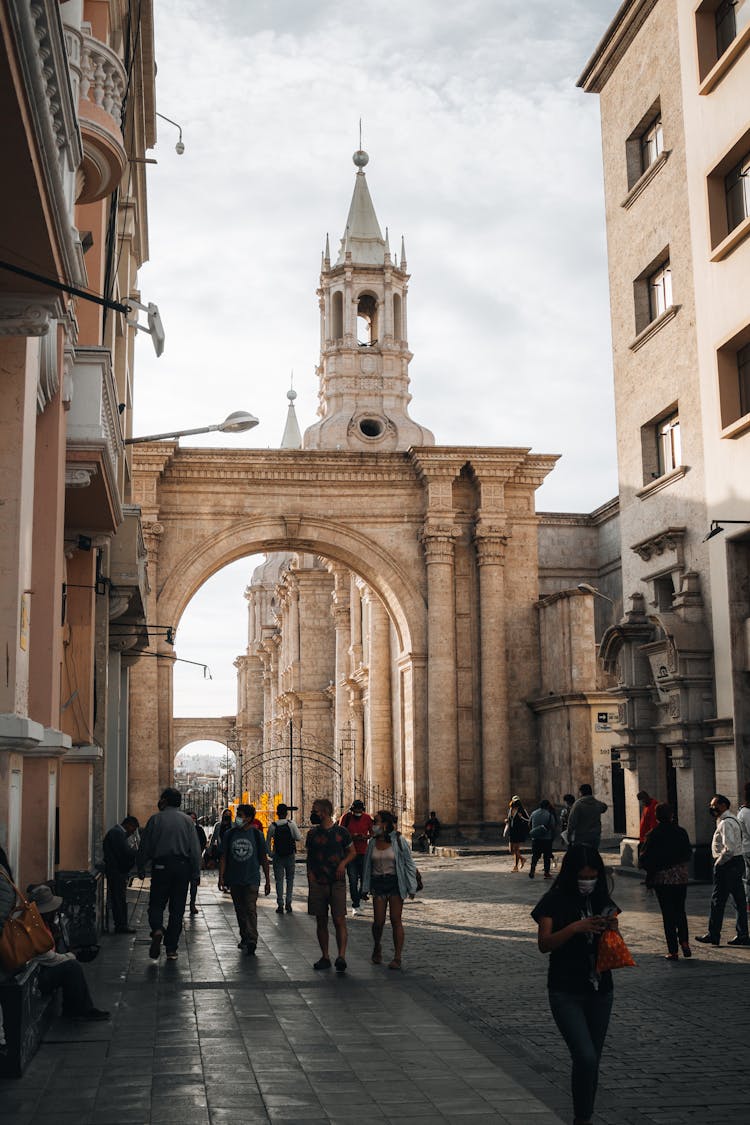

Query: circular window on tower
left=359, top=417, right=385, bottom=439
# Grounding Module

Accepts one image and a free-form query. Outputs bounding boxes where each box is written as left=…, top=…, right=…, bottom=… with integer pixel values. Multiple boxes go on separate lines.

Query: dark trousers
left=189, top=877, right=200, bottom=907
left=530, top=839, right=553, bottom=875
left=347, top=853, right=366, bottom=907
left=148, top=857, right=191, bottom=952
left=549, top=989, right=613, bottom=1123
left=230, top=884, right=259, bottom=948
left=654, top=884, right=688, bottom=954
left=106, top=870, right=129, bottom=930
left=708, top=856, right=748, bottom=941
left=38, top=960, right=94, bottom=1016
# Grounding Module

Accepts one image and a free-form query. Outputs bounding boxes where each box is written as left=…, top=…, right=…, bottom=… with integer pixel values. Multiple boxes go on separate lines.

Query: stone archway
left=127, top=443, right=556, bottom=836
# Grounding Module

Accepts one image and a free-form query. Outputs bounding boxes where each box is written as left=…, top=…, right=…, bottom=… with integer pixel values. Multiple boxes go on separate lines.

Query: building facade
left=579, top=0, right=750, bottom=864
left=0, top=0, right=154, bottom=886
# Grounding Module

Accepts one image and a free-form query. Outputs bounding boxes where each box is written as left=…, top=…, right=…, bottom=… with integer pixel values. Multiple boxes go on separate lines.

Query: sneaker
left=728, top=935, right=750, bottom=946
left=351, top=906, right=360, bottom=916
left=148, top=929, right=163, bottom=959
left=695, top=934, right=720, bottom=946
left=334, top=956, right=347, bottom=974
left=166, top=951, right=178, bottom=961
left=360, top=893, right=369, bottom=901
left=189, top=905, right=198, bottom=914
left=276, top=905, right=284, bottom=914
left=313, top=956, right=332, bottom=970
left=245, top=944, right=256, bottom=956
left=285, top=904, right=293, bottom=913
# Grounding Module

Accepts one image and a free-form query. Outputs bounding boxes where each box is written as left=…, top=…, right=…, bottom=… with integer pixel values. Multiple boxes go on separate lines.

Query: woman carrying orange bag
left=531, top=845, right=621, bottom=1125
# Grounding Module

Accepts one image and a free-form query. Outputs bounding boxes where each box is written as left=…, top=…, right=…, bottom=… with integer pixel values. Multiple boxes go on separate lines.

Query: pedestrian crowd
left=2, top=776, right=750, bottom=1125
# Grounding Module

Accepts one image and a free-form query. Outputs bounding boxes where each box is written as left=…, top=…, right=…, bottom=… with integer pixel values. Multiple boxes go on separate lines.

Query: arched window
left=332, top=291, right=343, bottom=339
left=393, top=293, right=402, bottom=340
left=357, top=293, right=378, bottom=345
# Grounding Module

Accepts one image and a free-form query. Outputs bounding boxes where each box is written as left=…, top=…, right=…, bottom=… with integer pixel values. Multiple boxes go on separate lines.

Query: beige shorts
left=307, top=879, right=347, bottom=920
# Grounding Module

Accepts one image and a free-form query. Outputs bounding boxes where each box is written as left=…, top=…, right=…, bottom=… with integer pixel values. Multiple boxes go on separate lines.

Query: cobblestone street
left=1, top=852, right=746, bottom=1125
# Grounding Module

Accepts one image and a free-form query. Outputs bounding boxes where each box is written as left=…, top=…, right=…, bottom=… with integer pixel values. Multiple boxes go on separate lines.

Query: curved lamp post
left=125, top=410, right=259, bottom=444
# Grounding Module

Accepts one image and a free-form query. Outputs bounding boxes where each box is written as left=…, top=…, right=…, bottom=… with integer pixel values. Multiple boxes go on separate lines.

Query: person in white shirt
left=695, top=794, right=750, bottom=947
left=737, top=781, right=750, bottom=905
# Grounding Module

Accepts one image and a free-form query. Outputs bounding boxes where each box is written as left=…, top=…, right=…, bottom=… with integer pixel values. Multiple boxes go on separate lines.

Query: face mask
left=577, top=878, right=597, bottom=896
left=709, top=808, right=720, bottom=817
left=234, top=817, right=245, bottom=828
left=310, top=811, right=321, bottom=825
left=372, top=825, right=384, bottom=836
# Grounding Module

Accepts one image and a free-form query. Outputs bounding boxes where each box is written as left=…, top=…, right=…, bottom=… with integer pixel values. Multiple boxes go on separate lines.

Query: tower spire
left=280, top=372, right=302, bottom=450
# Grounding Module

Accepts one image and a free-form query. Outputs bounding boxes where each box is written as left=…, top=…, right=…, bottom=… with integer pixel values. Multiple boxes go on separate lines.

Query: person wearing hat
left=340, top=800, right=373, bottom=915
left=137, top=786, right=202, bottom=961
left=28, top=885, right=109, bottom=1020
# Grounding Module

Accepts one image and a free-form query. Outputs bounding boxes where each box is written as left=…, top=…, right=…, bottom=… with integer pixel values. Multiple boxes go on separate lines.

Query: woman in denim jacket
left=362, top=810, right=418, bottom=970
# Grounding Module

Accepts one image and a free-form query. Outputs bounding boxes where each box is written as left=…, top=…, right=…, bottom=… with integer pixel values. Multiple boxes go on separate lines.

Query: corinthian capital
left=474, top=524, right=509, bottom=566
left=420, top=521, right=460, bottom=564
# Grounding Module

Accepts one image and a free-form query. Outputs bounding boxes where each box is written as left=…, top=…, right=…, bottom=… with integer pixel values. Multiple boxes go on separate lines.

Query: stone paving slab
left=2, top=852, right=747, bottom=1124
left=0, top=868, right=567, bottom=1125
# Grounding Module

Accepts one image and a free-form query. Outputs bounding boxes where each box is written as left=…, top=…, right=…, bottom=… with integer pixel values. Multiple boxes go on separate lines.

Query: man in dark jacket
left=137, top=788, right=201, bottom=961
left=567, top=784, right=608, bottom=849
left=103, top=815, right=139, bottom=933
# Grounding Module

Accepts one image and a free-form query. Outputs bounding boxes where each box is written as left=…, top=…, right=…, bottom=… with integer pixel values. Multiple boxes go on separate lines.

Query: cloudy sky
left=132, top=0, right=623, bottom=736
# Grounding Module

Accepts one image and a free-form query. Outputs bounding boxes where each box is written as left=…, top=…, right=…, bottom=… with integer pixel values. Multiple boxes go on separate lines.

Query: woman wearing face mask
left=531, top=845, right=619, bottom=1125
left=361, top=810, right=418, bottom=969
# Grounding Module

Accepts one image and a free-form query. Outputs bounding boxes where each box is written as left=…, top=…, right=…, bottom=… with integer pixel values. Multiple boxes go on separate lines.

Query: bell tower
left=303, top=150, right=434, bottom=451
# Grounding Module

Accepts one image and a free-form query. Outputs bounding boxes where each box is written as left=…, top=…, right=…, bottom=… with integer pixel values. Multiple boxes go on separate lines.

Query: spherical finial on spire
left=353, top=149, right=369, bottom=169
left=287, top=387, right=297, bottom=402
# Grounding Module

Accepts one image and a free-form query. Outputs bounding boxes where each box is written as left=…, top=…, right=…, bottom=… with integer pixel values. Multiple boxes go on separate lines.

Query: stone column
left=127, top=520, right=163, bottom=824
left=475, top=526, right=510, bottom=820
left=422, top=524, right=459, bottom=826
left=331, top=568, right=351, bottom=780
left=365, top=591, right=394, bottom=792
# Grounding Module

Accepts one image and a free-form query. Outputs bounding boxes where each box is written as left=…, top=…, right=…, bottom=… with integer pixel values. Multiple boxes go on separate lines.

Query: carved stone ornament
left=0, top=296, right=59, bottom=337
left=631, top=526, right=686, bottom=563
left=668, top=695, right=681, bottom=720
left=474, top=525, right=509, bottom=565
left=37, top=322, right=59, bottom=411
left=420, top=524, right=460, bottom=564
left=65, top=464, right=97, bottom=488
left=617, top=703, right=627, bottom=726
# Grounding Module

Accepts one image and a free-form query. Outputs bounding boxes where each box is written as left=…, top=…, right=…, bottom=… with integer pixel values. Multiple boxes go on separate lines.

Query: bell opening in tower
left=357, top=293, right=378, bottom=346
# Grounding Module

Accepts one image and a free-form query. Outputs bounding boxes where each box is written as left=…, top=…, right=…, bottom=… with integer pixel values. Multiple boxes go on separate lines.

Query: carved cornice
left=631, top=527, right=686, bottom=563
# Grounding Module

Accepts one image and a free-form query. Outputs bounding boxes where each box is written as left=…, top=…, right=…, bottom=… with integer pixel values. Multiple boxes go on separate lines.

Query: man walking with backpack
left=528, top=799, right=557, bottom=879
left=267, top=803, right=302, bottom=913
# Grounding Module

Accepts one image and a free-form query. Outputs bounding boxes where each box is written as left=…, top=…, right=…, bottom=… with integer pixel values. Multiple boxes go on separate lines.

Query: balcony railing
left=76, top=27, right=127, bottom=202
left=65, top=345, right=123, bottom=530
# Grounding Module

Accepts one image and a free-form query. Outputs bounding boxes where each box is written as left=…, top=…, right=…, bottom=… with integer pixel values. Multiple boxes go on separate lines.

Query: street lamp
left=125, top=410, right=259, bottom=444
left=576, top=582, right=614, bottom=604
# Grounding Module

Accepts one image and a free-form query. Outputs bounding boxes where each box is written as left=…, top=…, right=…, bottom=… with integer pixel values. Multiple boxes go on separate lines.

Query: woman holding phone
left=531, top=844, right=619, bottom=1125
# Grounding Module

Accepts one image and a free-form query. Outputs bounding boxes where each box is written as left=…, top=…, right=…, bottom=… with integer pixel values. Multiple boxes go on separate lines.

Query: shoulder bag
left=0, top=870, right=55, bottom=972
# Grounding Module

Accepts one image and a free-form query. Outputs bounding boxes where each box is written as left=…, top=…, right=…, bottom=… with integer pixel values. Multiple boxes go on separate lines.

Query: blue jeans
left=272, top=854, right=296, bottom=907
left=549, top=989, right=613, bottom=1122
left=347, top=854, right=365, bottom=907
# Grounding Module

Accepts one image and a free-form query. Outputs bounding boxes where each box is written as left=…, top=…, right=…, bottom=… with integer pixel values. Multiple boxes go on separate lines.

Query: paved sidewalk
left=0, top=871, right=566, bottom=1125
left=2, top=853, right=748, bottom=1125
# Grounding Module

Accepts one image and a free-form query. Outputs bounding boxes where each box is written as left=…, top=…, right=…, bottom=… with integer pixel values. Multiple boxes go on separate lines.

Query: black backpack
left=273, top=822, right=295, bottom=857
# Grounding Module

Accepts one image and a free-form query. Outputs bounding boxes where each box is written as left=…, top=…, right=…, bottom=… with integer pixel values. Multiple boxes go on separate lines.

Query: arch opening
left=357, top=292, right=378, bottom=345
